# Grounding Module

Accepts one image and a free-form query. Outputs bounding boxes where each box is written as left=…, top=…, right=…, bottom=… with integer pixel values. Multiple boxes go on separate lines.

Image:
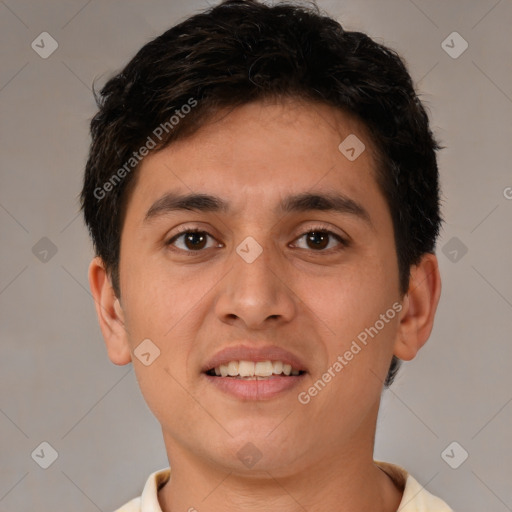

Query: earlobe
left=88, top=257, right=132, bottom=366
left=394, top=253, right=442, bottom=361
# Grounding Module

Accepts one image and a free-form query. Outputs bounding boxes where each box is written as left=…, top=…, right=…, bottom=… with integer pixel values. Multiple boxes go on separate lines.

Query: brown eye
left=293, top=229, right=346, bottom=251
left=167, top=229, right=218, bottom=251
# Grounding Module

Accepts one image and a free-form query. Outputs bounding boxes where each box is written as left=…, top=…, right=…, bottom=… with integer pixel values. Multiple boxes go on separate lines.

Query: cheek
left=294, top=250, right=400, bottom=389
left=120, top=265, right=200, bottom=422
left=120, top=258, right=213, bottom=394
left=299, top=258, right=394, bottom=333
left=121, top=251, right=206, bottom=337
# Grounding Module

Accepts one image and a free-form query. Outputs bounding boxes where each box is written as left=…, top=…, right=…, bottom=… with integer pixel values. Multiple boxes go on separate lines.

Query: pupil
left=308, top=231, right=328, bottom=250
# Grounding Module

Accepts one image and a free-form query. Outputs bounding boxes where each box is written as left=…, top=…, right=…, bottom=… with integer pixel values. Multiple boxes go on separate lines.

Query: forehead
left=125, top=98, right=383, bottom=221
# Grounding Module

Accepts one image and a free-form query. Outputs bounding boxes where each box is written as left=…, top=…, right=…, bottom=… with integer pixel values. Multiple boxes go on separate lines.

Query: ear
left=88, top=257, right=132, bottom=365
left=393, top=253, right=442, bottom=361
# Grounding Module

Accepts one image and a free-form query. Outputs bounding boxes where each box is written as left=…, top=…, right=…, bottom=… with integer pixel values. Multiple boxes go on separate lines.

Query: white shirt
left=113, top=460, right=454, bottom=512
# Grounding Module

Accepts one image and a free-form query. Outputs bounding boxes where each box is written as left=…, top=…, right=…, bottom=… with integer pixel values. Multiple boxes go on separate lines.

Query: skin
left=89, top=97, right=441, bottom=512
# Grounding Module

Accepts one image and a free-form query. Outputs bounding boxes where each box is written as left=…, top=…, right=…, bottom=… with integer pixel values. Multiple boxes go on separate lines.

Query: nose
left=213, top=241, right=297, bottom=330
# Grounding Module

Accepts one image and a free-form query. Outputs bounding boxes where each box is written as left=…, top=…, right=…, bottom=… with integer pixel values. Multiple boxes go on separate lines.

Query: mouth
left=202, top=354, right=307, bottom=400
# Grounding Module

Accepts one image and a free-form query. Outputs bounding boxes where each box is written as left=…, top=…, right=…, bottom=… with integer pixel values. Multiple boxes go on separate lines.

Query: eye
left=166, top=228, right=221, bottom=252
left=292, top=227, right=347, bottom=251
left=165, top=226, right=347, bottom=254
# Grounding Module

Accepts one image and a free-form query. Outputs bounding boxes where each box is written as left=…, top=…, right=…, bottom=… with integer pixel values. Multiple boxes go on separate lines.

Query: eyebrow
left=143, top=190, right=373, bottom=227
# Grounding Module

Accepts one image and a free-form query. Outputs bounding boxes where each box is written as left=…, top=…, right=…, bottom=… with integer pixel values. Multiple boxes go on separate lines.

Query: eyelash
left=165, top=225, right=348, bottom=255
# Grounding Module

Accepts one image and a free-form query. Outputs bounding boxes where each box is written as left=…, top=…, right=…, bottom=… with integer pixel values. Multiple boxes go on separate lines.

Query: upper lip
left=202, top=344, right=308, bottom=373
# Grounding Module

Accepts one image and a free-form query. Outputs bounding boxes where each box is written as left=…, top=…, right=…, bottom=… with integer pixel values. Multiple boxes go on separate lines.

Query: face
left=114, top=99, right=405, bottom=476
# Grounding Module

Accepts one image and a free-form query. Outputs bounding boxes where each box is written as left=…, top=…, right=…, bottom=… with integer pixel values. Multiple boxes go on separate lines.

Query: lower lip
left=203, top=373, right=306, bottom=400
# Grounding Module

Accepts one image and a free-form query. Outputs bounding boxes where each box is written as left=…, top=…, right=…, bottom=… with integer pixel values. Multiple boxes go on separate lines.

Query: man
left=81, top=0, right=452, bottom=510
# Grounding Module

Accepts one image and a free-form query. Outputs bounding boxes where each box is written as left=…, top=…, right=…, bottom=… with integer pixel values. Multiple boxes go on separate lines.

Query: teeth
left=273, top=361, right=283, bottom=374
left=238, top=360, right=255, bottom=377
left=227, top=361, right=239, bottom=376
left=210, top=360, right=302, bottom=378
left=255, top=361, right=273, bottom=376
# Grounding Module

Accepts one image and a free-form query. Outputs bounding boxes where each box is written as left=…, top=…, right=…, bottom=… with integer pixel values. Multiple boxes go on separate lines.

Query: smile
left=203, top=360, right=307, bottom=400
left=205, top=360, right=304, bottom=378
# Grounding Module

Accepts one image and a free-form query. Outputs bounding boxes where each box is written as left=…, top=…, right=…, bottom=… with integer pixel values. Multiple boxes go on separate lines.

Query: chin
left=208, top=428, right=306, bottom=473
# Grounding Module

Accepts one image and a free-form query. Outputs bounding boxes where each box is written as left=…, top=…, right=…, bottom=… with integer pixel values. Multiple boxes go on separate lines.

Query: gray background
left=1, top=0, right=511, bottom=510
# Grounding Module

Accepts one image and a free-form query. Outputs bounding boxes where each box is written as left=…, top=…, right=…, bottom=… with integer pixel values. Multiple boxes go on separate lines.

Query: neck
left=157, top=431, right=402, bottom=512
